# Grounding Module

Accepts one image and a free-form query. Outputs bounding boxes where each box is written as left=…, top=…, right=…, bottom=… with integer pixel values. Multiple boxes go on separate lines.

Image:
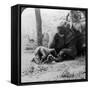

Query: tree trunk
left=35, top=8, right=42, bottom=46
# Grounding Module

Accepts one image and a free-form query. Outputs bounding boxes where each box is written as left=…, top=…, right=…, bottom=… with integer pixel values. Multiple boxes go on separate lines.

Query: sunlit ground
left=21, top=50, right=86, bottom=83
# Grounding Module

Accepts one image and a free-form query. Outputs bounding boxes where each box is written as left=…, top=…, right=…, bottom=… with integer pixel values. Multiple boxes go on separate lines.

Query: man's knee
left=58, top=48, right=77, bottom=60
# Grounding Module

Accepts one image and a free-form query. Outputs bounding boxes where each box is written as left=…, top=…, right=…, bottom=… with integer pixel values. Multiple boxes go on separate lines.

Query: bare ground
left=21, top=54, right=86, bottom=82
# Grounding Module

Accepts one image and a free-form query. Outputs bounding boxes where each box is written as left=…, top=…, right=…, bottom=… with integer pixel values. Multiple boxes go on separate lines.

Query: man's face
left=58, top=27, right=65, bottom=35
left=73, top=23, right=82, bottom=32
left=34, top=55, right=40, bottom=60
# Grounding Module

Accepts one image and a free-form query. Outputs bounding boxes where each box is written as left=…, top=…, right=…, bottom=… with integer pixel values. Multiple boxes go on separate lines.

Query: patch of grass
left=22, top=56, right=86, bottom=81
left=61, top=69, right=74, bottom=78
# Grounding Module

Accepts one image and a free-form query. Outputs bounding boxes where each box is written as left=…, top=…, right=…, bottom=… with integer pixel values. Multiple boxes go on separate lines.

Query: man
left=32, top=46, right=57, bottom=64
left=49, top=26, right=65, bottom=54
left=49, top=23, right=77, bottom=62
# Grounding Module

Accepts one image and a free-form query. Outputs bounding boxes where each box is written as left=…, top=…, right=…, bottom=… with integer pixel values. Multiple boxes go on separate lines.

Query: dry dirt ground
left=21, top=52, right=86, bottom=82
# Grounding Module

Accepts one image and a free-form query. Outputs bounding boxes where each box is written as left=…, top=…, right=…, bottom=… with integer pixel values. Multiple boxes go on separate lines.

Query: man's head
left=57, top=26, right=65, bottom=35
left=32, top=55, right=40, bottom=64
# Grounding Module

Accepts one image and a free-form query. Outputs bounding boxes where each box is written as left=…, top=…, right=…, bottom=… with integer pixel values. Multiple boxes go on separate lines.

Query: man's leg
left=57, top=48, right=77, bottom=61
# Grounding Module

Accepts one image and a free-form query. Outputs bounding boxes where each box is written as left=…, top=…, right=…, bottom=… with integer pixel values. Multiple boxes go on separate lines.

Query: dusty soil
left=21, top=54, right=86, bottom=82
